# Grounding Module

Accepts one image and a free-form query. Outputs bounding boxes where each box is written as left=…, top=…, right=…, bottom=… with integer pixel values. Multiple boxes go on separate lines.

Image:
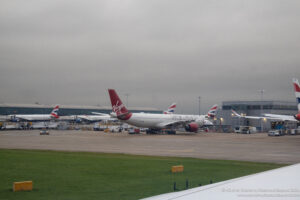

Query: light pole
left=198, top=96, right=201, bottom=115
left=124, top=93, right=130, bottom=107
left=259, top=89, right=265, bottom=132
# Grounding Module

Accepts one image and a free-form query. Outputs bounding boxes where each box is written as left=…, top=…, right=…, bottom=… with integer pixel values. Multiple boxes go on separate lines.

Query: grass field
left=0, top=149, right=285, bottom=200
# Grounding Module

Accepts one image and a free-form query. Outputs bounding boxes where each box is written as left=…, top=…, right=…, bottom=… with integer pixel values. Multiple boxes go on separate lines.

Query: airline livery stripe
left=51, top=113, right=59, bottom=118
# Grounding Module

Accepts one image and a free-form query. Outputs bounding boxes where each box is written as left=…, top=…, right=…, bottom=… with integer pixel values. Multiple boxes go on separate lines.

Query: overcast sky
left=0, top=0, right=299, bottom=114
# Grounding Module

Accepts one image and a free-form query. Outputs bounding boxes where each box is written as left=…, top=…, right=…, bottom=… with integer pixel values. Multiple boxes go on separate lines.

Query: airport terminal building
left=0, top=103, right=162, bottom=116
left=216, top=100, right=298, bottom=131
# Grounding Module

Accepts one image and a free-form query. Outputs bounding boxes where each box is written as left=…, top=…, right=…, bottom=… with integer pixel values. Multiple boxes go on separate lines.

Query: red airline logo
left=112, top=100, right=126, bottom=115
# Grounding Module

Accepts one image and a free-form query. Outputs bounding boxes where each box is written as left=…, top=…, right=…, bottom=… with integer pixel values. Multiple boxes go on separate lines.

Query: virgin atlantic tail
left=108, top=89, right=132, bottom=120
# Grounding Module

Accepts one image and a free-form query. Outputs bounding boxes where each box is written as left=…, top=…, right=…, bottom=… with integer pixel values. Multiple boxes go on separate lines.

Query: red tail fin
left=108, top=89, right=132, bottom=120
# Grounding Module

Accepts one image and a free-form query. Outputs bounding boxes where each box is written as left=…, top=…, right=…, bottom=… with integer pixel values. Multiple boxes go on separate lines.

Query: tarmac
left=0, top=130, right=299, bottom=164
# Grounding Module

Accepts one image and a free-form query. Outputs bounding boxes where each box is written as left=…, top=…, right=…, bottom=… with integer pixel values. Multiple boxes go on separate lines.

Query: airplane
left=8, top=105, right=60, bottom=122
left=183, top=104, right=218, bottom=131
left=164, top=103, right=218, bottom=131
left=108, top=89, right=217, bottom=133
left=163, top=103, right=176, bottom=114
left=64, top=103, right=179, bottom=123
left=232, top=78, right=300, bottom=122
left=78, top=103, right=178, bottom=123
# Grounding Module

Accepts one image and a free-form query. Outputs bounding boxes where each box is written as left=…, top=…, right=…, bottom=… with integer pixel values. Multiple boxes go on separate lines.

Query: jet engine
left=75, top=117, right=82, bottom=123
left=10, top=115, right=19, bottom=122
left=185, top=122, right=198, bottom=132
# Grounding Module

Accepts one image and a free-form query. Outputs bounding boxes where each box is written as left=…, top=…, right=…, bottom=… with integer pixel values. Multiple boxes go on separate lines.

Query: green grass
left=0, top=149, right=285, bottom=200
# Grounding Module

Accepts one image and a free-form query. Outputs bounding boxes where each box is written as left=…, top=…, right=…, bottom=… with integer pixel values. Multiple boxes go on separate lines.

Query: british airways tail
left=50, top=105, right=59, bottom=119
left=163, top=103, right=176, bottom=114
left=108, top=89, right=132, bottom=120
left=207, top=104, right=218, bottom=118
left=293, top=78, right=300, bottom=113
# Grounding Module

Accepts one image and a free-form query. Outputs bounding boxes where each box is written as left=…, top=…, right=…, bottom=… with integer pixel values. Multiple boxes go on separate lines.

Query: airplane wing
left=57, top=116, right=76, bottom=121
left=231, top=110, right=283, bottom=120
left=157, top=119, right=194, bottom=129
left=142, top=163, right=300, bottom=200
left=243, top=116, right=265, bottom=119
left=244, top=116, right=272, bottom=119
left=232, top=111, right=297, bottom=122
left=77, top=115, right=117, bottom=122
left=264, top=114, right=298, bottom=122
left=77, top=115, right=100, bottom=121
left=233, top=114, right=284, bottom=120
left=91, top=112, right=110, bottom=116
left=231, top=110, right=262, bottom=119
left=76, top=115, right=90, bottom=121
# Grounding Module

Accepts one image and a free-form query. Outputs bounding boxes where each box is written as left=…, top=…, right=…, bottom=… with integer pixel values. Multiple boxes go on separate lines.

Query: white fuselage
left=122, top=113, right=206, bottom=129
left=10, top=114, right=55, bottom=121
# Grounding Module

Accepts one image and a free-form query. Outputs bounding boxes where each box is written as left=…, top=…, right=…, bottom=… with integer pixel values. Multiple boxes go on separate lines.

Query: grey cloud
left=0, top=0, right=300, bottom=114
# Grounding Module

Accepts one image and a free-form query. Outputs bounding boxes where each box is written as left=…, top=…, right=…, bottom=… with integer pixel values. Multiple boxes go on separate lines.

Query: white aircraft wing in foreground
left=142, top=163, right=300, bottom=200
